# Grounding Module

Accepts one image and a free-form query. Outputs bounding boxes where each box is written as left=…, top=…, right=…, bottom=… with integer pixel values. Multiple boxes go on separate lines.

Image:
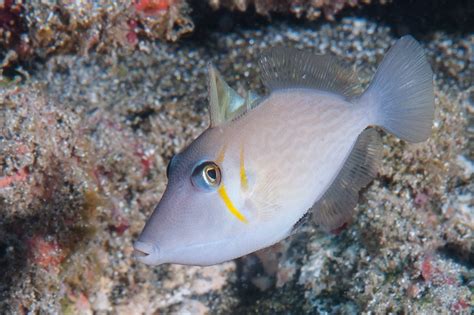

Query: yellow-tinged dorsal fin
left=207, top=64, right=261, bottom=127
left=208, top=63, right=245, bottom=127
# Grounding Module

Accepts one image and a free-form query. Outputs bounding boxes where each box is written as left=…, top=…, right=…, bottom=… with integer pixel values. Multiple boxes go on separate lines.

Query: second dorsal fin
left=311, top=128, right=382, bottom=232
left=258, top=47, right=361, bottom=99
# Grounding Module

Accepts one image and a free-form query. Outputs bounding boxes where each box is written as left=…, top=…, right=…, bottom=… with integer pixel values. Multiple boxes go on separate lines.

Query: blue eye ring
left=191, top=161, right=222, bottom=191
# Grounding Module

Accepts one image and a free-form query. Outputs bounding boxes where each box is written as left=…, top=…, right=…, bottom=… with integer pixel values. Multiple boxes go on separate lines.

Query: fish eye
left=191, top=161, right=221, bottom=191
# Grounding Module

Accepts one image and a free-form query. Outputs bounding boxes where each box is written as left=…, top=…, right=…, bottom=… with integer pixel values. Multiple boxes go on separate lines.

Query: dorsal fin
left=207, top=63, right=263, bottom=126
left=258, top=47, right=361, bottom=99
left=208, top=63, right=245, bottom=127
left=311, top=128, right=382, bottom=232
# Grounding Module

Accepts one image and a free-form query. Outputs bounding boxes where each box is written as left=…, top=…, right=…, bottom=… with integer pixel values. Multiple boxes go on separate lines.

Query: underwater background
left=0, top=0, right=472, bottom=314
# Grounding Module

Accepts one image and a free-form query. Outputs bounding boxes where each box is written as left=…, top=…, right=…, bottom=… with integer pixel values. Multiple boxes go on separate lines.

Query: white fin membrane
left=360, top=35, right=434, bottom=143
left=311, top=128, right=382, bottom=232
left=259, top=47, right=361, bottom=99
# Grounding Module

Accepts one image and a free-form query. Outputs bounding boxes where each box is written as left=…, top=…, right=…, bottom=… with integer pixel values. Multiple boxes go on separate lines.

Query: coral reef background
left=0, top=0, right=473, bottom=314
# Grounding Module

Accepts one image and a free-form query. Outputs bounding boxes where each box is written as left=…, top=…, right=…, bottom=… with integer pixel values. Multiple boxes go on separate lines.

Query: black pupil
left=206, top=168, right=217, bottom=181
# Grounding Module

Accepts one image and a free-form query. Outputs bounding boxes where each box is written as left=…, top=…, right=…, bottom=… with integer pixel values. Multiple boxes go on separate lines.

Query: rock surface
left=0, top=3, right=472, bottom=314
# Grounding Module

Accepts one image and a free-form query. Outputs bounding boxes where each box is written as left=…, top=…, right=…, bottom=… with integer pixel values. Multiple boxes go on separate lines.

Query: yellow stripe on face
left=240, top=146, right=249, bottom=191
left=218, top=185, right=248, bottom=223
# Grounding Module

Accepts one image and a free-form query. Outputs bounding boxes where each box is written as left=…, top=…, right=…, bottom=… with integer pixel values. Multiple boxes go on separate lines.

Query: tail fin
left=361, top=35, right=434, bottom=143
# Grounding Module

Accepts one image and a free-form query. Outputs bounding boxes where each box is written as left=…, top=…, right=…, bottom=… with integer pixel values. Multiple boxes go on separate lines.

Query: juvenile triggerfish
left=134, top=36, right=434, bottom=266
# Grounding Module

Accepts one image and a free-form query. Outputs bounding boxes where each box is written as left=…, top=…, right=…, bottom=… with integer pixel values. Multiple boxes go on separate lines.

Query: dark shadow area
left=0, top=214, right=29, bottom=312
left=231, top=232, right=310, bottom=314
left=188, top=1, right=270, bottom=38
left=189, top=0, right=473, bottom=38
left=358, top=0, right=473, bottom=37
left=0, top=163, right=99, bottom=313
left=437, top=242, right=474, bottom=269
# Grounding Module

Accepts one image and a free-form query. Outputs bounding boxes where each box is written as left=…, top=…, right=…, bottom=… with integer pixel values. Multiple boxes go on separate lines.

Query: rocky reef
left=0, top=1, right=472, bottom=314
left=0, top=0, right=194, bottom=71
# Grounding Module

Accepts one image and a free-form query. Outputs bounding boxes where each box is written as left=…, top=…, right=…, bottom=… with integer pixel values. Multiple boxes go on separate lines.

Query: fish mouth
left=133, top=248, right=148, bottom=257
left=133, top=241, right=161, bottom=265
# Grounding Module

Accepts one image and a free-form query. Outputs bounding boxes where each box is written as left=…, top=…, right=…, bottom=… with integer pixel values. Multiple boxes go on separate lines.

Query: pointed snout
left=133, top=241, right=162, bottom=265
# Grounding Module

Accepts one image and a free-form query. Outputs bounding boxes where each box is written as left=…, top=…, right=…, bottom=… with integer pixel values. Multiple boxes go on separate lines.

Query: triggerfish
left=134, top=36, right=434, bottom=266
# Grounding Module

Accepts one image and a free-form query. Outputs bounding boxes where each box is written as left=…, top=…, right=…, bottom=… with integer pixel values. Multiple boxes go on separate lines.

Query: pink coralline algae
left=0, top=166, right=28, bottom=188
left=134, top=0, right=171, bottom=14
left=27, top=235, right=65, bottom=270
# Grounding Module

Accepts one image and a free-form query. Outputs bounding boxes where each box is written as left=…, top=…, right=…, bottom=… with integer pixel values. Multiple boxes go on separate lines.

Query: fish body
left=134, top=36, right=434, bottom=266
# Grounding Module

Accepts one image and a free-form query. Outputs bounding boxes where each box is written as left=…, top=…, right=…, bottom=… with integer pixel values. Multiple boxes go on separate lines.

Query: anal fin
left=311, top=128, right=382, bottom=232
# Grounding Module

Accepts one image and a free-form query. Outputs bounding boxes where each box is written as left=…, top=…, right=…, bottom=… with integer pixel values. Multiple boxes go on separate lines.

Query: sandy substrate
left=0, top=10, right=472, bottom=315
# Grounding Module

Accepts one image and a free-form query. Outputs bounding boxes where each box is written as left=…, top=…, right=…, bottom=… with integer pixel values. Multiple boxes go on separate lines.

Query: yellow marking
left=240, top=146, right=249, bottom=191
left=216, top=144, right=227, bottom=164
left=218, top=185, right=248, bottom=223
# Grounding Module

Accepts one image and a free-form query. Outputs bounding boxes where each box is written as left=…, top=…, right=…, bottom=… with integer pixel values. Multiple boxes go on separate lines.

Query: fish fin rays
left=359, top=35, right=434, bottom=143
left=207, top=63, right=260, bottom=127
left=259, top=47, right=362, bottom=99
left=311, top=128, right=382, bottom=232
left=250, top=170, right=283, bottom=221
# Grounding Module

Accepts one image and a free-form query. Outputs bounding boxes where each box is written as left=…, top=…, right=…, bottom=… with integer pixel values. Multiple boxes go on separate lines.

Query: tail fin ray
left=361, top=35, right=434, bottom=143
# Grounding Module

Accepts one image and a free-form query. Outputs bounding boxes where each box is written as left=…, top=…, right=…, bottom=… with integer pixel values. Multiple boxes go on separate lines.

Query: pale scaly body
left=219, top=90, right=369, bottom=253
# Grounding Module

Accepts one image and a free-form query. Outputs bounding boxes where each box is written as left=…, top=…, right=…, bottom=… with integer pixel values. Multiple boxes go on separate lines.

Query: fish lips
left=133, top=241, right=162, bottom=265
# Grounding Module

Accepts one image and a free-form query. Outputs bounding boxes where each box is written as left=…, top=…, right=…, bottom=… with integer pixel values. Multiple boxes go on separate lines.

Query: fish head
left=134, top=64, right=263, bottom=266
left=134, top=127, right=250, bottom=265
